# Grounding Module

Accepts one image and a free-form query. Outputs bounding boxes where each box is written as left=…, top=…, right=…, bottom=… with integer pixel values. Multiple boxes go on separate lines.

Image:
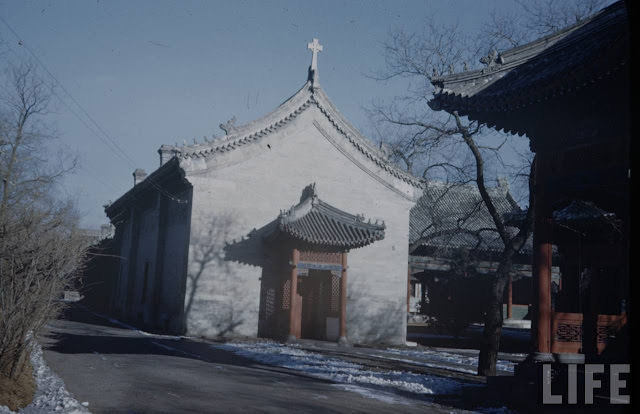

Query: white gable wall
left=181, top=105, right=416, bottom=344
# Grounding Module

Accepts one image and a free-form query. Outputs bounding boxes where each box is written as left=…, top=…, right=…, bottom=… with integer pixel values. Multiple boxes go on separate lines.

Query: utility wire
left=80, top=165, right=121, bottom=193
left=0, top=15, right=134, bottom=166
left=0, top=15, right=189, bottom=204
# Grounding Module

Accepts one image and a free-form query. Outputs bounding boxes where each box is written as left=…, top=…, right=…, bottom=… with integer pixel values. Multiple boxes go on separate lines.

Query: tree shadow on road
left=55, top=305, right=130, bottom=331
left=45, top=307, right=504, bottom=413
left=50, top=304, right=338, bottom=384
left=43, top=328, right=344, bottom=389
left=44, top=329, right=483, bottom=412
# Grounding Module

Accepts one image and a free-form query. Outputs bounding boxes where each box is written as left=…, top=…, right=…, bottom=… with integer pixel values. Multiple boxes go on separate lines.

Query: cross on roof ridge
left=307, top=38, right=323, bottom=86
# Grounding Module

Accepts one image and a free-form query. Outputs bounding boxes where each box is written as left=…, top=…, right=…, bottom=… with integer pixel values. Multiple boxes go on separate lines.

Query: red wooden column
left=507, top=273, right=513, bottom=320
left=287, top=248, right=300, bottom=342
left=338, top=252, right=348, bottom=344
left=532, top=152, right=554, bottom=358
left=534, top=220, right=553, bottom=354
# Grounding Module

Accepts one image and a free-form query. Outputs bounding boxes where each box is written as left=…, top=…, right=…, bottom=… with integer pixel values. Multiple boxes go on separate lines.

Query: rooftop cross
left=307, top=38, right=323, bottom=85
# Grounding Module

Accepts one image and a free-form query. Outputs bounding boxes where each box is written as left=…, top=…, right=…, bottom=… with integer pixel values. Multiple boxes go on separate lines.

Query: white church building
left=105, top=39, right=423, bottom=345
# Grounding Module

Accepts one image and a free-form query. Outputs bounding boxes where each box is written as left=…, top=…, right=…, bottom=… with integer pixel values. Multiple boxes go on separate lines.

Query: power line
left=0, top=15, right=135, bottom=166
left=79, top=165, right=121, bottom=193
left=2, top=46, right=128, bottom=169
left=0, top=15, right=189, bottom=204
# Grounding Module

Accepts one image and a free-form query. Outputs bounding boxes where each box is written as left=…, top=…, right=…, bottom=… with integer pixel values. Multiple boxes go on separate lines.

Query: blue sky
left=1, top=0, right=528, bottom=228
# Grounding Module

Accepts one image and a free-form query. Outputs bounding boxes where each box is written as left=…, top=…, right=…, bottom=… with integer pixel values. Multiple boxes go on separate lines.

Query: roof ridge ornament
left=220, top=116, right=238, bottom=135
left=479, top=49, right=505, bottom=74
left=300, top=182, right=317, bottom=203
left=307, top=38, right=323, bottom=87
left=378, top=141, right=392, bottom=160
left=497, top=176, right=509, bottom=190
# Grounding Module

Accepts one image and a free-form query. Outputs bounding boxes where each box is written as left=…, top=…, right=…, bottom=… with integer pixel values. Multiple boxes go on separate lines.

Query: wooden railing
left=551, top=312, right=627, bottom=354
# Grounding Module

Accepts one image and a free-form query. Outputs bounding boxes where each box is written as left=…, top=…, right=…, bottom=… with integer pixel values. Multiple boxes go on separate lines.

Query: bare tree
left=374, top=2, right=608, bottom=375
left=184, top=214, right=234, bottom=317
left=185, top=213, right=245, bottom=337
left=0, top=61, right=86, bottom=403
left=476, top=0, right=613, bottom=54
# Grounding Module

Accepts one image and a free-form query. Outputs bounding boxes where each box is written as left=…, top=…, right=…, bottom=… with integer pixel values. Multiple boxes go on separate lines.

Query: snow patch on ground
left=383, top=348, right=517, bottom=373
left=97, top=315, right=150, bottom=335
left=84, top=308, right=161, bottom=338
left=331, top=384, right=411, bottom=405
left=0, top=342, right=90, bottom=414
left=213, top=342, right=468, bottom=398
left=80, top=306, right=185, bottom=341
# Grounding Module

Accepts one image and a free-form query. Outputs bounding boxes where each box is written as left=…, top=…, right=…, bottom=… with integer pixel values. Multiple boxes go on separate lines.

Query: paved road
left=40, top=307, right=469, bottom=413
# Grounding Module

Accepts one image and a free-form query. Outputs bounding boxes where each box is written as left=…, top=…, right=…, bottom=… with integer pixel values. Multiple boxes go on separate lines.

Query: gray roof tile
left=277, top=185, right=385, bottom=249
left=409, top=181, right=525, bottom=253
left=428, top=1, right=628, bottom=131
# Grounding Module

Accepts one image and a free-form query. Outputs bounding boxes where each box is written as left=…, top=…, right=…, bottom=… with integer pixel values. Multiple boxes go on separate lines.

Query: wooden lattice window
left=555, top=321, right=582, bottom=343
left=282, top=279, right=291, bottom=310
left=259, top=285, right=276, bottom=321
left=329, top=274, right=341, bottom=315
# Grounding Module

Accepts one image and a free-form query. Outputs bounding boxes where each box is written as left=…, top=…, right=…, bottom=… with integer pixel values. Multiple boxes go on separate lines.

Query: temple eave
left=279, top=223, right=385, bottom=249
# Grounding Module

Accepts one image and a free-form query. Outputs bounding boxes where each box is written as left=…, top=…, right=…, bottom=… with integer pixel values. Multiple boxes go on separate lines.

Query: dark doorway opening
left=299, top=270, right=337, bottom=340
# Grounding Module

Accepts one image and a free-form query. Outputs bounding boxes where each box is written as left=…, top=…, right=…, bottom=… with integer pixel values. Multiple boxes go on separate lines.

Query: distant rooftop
left=409, top=180, right=528, bottom=254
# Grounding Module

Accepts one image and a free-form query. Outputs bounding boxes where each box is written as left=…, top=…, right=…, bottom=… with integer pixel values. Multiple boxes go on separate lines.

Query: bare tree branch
left=370, top=1, right=606, bottom=375
left=1, top=61, right=86, bottom=386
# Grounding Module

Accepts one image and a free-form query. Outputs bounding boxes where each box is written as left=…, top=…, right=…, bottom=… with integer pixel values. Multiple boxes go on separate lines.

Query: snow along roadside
left=213, top=342, right=471, bottom=396
left=214, top=342, right=515, bottom=412
left=381, top=348, right=519, bottom=374
left=0, top=342, right=90, bottom=414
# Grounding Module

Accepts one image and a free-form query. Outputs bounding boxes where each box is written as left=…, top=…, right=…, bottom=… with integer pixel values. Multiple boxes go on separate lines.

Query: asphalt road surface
left=40, top=307, right=469, bottom=413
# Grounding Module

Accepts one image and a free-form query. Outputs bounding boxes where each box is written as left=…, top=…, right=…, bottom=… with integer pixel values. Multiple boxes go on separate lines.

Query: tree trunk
left=478, top=254, right=513, bottom=376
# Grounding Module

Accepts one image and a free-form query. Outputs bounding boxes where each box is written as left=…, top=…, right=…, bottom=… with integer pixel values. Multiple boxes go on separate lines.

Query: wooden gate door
left=299, top=276, right=315, bottom=339
left=299, top=270, right=333, bottom=340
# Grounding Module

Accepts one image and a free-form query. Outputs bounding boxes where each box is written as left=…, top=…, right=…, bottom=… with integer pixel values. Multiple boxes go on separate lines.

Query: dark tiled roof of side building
left=428, top=1, right=628, bottom=135
left=409, top=180, right=529, bottom=254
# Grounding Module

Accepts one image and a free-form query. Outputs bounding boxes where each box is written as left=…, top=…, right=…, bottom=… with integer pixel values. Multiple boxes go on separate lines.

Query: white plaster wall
left=182, top=106, right=416, bottom=344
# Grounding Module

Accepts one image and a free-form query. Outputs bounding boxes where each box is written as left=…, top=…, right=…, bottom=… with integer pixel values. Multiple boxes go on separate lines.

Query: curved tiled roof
left=553, top=199, right=615, bottom=223
left=552, top=199, right=620, bottom=239
left=159, top=81, right=424, bottom=190
left=409, top=180, right=527, bottom=254
left=159, top=82, right=313, bottom=161
left=277, top=185, right=385, bottom=249
left=428, top=1, right=628, bottom=135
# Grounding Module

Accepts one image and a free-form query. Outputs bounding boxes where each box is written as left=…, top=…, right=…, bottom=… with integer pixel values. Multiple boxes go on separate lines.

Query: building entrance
left=298, top=270, right=339, bottom=340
